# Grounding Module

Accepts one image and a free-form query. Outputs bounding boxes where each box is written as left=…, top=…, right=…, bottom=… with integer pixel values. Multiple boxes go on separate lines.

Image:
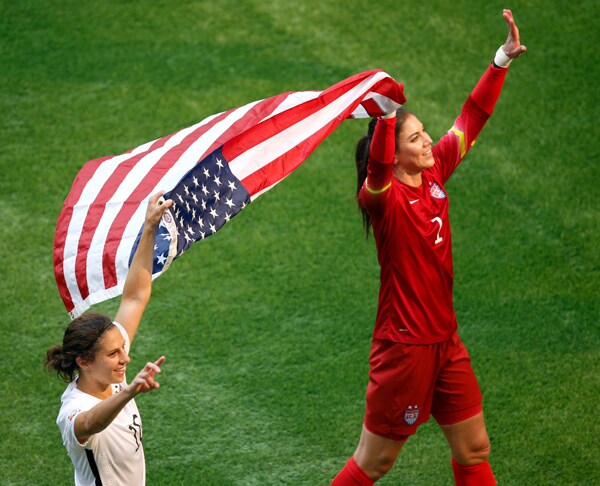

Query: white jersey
left=56, top=322, right=145, bottom=485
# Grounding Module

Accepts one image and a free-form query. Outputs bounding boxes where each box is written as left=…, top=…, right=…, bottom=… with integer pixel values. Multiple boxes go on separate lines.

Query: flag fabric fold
left=54, top=70, right=406, bottom=317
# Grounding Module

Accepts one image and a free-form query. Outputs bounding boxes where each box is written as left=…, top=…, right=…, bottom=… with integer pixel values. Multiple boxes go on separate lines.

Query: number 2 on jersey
left=431, top=217, right=443, bottom=245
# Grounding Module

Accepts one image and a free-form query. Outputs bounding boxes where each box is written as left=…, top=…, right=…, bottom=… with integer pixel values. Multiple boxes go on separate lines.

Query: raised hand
left=145, top=191, right=174, bottom=229
left=128, top=356, right=166, bottom=395
left=501, top=9, right=526, bottom=59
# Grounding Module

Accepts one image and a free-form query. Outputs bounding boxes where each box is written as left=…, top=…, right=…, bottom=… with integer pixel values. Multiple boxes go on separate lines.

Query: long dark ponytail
left=355, top=109, right=412, bottom=237
left=45, top=313, right=114, bottom=383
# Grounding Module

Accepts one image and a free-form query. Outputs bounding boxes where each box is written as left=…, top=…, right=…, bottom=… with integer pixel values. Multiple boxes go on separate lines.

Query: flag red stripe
left=358, top=98, right=383, bottom=117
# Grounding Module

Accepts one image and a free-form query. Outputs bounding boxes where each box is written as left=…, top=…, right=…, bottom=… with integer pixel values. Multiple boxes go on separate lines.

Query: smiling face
left=77, top=326, right=130, bottom=395
left=393, top=113, right=434, bottom=184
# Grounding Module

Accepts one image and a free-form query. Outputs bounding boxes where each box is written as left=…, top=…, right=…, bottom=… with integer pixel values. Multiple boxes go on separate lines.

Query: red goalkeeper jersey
left=358, top=64, right=508, bottom=344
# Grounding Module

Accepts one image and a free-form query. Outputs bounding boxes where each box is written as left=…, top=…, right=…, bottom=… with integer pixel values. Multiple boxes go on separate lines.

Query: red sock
left=331, top=457, right=374, bottom=486
left=451, top=458, right=496, bottom=486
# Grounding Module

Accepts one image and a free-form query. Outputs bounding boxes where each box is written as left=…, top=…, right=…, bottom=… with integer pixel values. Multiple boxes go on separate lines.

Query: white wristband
left=494, top=46, right=512, bottom=68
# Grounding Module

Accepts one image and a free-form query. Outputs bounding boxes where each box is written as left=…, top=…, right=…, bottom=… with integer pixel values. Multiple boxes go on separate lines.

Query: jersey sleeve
left=358, top=116, right=396, bottom=215
left=57, top=391, right=96, bottom=449
left=431, top=63, right=509, bottom=184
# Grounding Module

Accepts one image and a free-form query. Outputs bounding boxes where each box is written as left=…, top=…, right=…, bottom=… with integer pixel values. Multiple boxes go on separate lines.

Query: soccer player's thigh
left=431, top=333, right=483, bottom=426
left=365, top=339, right=438, bottom=439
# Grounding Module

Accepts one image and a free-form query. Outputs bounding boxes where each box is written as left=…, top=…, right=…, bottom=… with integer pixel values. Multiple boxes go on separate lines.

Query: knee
left=361, top=454, right=397, bottom=480
left=475, top=437, right=492, bottom=462
left=456, top=438, right=491, bottom=465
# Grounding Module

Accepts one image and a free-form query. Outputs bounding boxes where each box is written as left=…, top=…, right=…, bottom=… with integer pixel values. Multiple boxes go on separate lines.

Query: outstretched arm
left=114, top=192, right=173, bottom=343
left=433, top=9, right=526, bottom=182
left=474, top=9, right=527, bottom=112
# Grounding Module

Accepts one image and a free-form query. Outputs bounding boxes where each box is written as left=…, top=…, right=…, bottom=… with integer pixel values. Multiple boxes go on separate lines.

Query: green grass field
left=1, top=0, right=598, bottom=484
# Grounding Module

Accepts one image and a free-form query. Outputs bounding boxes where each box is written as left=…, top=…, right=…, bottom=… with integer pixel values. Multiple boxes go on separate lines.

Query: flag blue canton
left=130, top=147, right=251, bottom=274
left=166, top=146, right=251, bottom=255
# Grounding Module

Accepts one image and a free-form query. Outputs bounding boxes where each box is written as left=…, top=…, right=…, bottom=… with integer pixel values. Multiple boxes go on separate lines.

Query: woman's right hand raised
left=128, top=356, right=166, bottom=396
left=145, top=191, right=173, bottom=229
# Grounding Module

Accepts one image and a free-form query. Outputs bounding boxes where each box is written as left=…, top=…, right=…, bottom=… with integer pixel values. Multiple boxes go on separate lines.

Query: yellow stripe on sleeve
left=450, top=126, right=467, bottom=158
left=365, top=178, right=392, bottom=194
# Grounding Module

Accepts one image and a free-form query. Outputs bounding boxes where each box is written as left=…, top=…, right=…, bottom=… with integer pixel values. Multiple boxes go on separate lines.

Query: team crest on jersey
left=430, top=182, right=446, bottom=199
left=404, top=405, right=420, bottom=425
left=67, top=409, right=80, bottom=422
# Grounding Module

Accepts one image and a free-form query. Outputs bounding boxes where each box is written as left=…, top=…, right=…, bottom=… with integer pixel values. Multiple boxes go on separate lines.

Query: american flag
left=54, top=70, right=405, bottom=318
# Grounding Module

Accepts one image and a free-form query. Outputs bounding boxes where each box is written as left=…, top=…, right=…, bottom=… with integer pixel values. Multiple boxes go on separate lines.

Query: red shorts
left=364, top=332, right=482, bottom=441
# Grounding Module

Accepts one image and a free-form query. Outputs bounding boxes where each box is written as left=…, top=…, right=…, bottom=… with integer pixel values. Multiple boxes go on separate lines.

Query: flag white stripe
left=366, top=92, right=401, bottom=113
left=351, top=105, right=369, bottom=118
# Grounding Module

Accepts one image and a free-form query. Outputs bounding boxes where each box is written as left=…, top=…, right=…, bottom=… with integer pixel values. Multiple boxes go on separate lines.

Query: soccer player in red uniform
left=331, top=9, right=526, bottom=486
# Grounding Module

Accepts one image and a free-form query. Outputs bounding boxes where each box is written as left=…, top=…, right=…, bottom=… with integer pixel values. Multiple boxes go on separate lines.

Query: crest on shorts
left=430, top=182, right=446, bottom=199
left=404, top=405, right=420, bottom=425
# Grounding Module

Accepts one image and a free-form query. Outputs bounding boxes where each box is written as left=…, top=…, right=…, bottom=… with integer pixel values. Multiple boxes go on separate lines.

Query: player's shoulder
left=57, top=382, right=82, bottom=426
left=59, top=378, right=79, bottom=403
left=58, top=382, right=101, bottom=428
left=59, top=380, right=99, bottom=411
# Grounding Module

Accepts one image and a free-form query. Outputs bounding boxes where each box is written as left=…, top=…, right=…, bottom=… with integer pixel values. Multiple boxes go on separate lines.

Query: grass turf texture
left=1, top=0, right=598, bottom=484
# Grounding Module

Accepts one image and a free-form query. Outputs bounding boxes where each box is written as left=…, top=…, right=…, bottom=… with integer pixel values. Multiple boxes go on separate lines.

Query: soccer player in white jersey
left=45, top=191, right=173, bottom=485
